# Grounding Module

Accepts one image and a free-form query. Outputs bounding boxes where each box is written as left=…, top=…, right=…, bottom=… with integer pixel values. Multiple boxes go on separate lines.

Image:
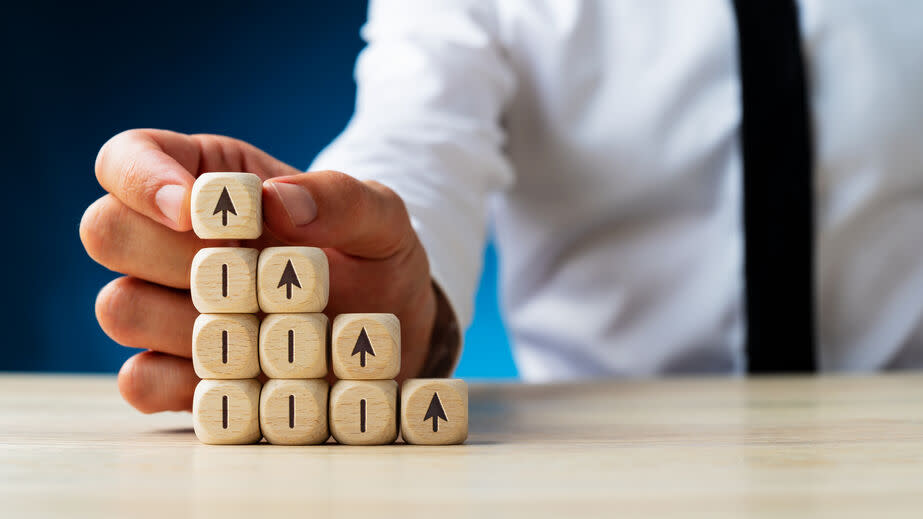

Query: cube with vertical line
left=192, top=314, right=260, bottom=379
left=259, top=313, right=328, bottom=379
left=400, top=378, right=468, bottom=445
left=191, top=172, right=262, bottom=239
left=331, top=313, right=400, bottom=380
left=259, top=379, right=329, bottom=445
left=257, top=247, right=329, bottom=313
left=191, top=247, right=259, bottom=313
left=192, top=379, right=262, bottom=445
left=329, top=380, right=398, bottom=445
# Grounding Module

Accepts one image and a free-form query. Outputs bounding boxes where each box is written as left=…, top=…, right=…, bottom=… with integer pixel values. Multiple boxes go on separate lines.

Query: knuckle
left=365, top=180, right=409, bottom=221
left=96, top=130, right=127, bottom=180
left=192, top=134, right=246, bottom=171
left=365, top=180, right=415, bottom=253
left=325, top=171, right=367, bottom=220
left=79, top=196, right=119, bottom=266
left=117, top=148, right=163, bottom=203
left=117, top=353, right=156, bottom=414
left=96, top=129, right=144, bottom=182
left=95, top=277, right=138, bottom=342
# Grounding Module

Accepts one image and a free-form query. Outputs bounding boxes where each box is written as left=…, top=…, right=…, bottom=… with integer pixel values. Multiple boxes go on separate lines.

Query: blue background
left=2, top=2, right=517, bottom=379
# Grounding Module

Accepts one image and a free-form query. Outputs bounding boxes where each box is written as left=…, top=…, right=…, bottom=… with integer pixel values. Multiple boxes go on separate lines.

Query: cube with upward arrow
left=257, top=247, right=329, bottom=313
left=190, top=172, right=263, bottom=239
left=331, top=313, right=401, bottom=380
left=400, top=379, right=468, bottom=445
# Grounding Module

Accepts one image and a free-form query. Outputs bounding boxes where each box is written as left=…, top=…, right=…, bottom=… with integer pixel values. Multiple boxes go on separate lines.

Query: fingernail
left=155, top=185, right=186, bottom=225
left=269, top=181, right=318, bottom=226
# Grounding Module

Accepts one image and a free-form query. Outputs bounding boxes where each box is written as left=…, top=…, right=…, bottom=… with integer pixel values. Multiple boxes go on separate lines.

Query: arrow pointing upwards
left=212, top=186, right=237, bottom=226
left=277, top=260, right=301, bottom=299
left=423, top=392, right=448, bottom=433
left=351, top=327, right=375, bottom=367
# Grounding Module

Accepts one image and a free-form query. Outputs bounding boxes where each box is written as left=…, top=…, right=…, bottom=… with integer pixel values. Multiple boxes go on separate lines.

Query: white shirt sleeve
left=310, top=0, right=516, bottom=334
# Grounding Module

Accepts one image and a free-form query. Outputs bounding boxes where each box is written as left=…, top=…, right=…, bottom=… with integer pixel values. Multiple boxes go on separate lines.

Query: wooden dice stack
left=189, top=173, right=264, bottom=444
left=188, top=172, right=467, bottom=446
left=254, top=244, right=330, bottom=445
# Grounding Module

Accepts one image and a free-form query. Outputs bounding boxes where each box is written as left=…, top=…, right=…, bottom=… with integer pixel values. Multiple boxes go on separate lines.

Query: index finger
left=95, top=129, right=199, bottom=231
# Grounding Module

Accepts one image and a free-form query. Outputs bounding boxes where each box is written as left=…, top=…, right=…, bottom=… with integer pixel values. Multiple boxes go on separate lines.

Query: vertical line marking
left=222, top=395, right=228, bottom=429
left=360, top=399, right=367, bottom=433
left=221, top=330, right=228, bottom=364
left=221, top=264, right=228, bottom=297
left=289, top=395, right=295, bottom=429
left=288, top=329, right=294, bottom=363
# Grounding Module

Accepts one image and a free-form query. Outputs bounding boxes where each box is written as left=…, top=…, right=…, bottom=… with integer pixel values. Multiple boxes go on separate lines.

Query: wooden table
left=1, top=374, right=922, bottom=518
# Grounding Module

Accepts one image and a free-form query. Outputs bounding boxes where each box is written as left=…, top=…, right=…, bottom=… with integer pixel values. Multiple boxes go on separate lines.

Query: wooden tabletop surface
left=1, top=373, right=922, bottom=518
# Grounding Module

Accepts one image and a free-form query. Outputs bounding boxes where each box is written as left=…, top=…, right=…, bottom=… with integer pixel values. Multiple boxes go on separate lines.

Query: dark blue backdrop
left=2, top=2, right=516, bottom=378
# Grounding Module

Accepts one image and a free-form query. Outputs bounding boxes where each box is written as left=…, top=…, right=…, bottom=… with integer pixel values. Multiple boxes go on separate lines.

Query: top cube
left=191, top=173, right=263, bottom=239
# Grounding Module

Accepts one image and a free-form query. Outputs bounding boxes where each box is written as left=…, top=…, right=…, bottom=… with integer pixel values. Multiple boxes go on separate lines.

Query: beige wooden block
left=191, top=247, right=259, bottom=313
left=258, top=313, right=328, bottom=379
left=192, top=314, right=260, bottom=379
left=191, top=172, right=262, bottom=240
left=192, top=379, right=262, bottom=445
left=329, top=380, right=398, bottom=445
left=259, top=379, right=329, bottom=445
left=401, top=378, right=468, bottom=445
left=331, top=313, right=400, bottom=380
left=257, top=247, right=329, bottom=313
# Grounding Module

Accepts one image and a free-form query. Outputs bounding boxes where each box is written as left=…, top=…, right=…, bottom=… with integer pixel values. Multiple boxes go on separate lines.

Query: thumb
left=262, top=170, right=414, bottom=259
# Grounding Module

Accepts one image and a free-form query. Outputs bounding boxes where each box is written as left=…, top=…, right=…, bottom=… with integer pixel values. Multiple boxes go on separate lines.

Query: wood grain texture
left=331, top=313, right=400, bottom=380
left=259, top=379, right=329, bottom=445
left=5, top=374, right=923, bottom=518
left=192, top=379, right=261, bottom=445
left=192, top=314, right=260, bottom=379
left=190, top=247, right=259, bottom=313
left=401, top=378, right=467, bottom=445
left=258, top=313, right=328, bottom=379
left=257, top=247, right=329, bottom=313
left=329, top=380, right=398, bottom=445
left=191, top=172, right=262, bottom=240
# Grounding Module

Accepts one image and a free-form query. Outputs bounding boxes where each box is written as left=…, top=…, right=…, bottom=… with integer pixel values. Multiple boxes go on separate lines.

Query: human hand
left=80, top=129, right=437, bottom=413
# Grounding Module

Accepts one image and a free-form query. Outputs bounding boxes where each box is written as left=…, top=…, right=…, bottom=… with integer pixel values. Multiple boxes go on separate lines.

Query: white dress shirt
left=311, top=0, right=923, bottom=381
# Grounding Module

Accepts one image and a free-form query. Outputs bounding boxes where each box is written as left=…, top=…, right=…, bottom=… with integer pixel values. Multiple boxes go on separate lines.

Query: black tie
left=731, top=0, right=816, bottom=373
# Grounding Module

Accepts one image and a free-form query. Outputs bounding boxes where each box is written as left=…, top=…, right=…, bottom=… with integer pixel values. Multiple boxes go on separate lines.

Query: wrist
left=417, top=281, right=461, bottom=378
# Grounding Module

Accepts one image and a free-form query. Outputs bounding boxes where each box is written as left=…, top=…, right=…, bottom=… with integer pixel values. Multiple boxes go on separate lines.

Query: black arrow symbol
left=351, top=327, right=375, bottom=368
left=277, top=260, right=301, bottom=299
left=423, top=392, right=448, bottom=433
left=212, top=186, right=237, bottom=226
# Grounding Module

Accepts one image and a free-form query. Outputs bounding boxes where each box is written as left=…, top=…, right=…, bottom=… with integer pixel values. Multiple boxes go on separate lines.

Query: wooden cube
left=329, top=380, right=398, bottom=445
left=258, top=313, right=328, bottom=379
left=259, top=379, right=329, bottom=445
left=191, top=247, right=259, bottom=313
left=192, top=379, right=262, bottom=445
left=257, top=247, right=328, bottom=313
left=400, top=379, right=468, bottom=445
left=331, top=314, right=400, bottom=380
left=191, top=172, right=262, bottom=239
left=192, top=314, right=260, bottom=379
